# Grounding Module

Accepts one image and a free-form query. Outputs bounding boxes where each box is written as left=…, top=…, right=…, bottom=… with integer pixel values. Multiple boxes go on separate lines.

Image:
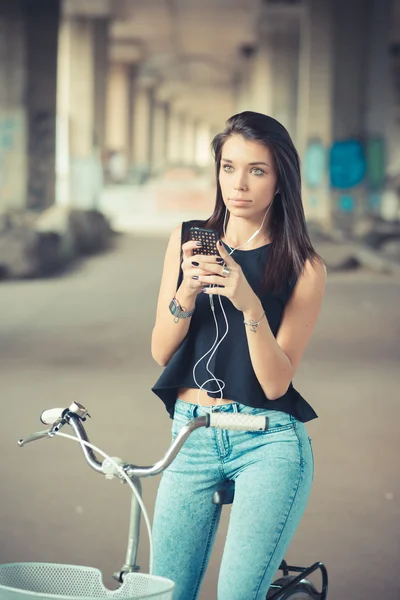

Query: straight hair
left=188, top=111, right=320, bottom=294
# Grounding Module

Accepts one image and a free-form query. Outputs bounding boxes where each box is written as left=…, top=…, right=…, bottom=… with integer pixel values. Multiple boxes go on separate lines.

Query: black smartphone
left=189, top=227, right=219, bottom=256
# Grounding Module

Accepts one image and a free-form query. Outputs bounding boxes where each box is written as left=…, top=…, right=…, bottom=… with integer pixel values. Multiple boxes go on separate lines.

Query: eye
left=251, top=168, right=264, bottom=176
left=222, top=164, right=234, bottom=172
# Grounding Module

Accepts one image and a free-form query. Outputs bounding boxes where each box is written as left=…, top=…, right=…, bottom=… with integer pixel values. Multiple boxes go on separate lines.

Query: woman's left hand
left=199, top=241, right=260, bottom=313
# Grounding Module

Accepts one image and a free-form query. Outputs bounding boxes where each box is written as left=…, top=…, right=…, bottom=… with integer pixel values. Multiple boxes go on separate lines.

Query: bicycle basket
left=0, top=563, right=174, bottom=600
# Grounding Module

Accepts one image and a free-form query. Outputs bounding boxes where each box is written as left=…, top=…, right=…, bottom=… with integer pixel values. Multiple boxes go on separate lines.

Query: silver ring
left=221, top=266, right=231, bottom=278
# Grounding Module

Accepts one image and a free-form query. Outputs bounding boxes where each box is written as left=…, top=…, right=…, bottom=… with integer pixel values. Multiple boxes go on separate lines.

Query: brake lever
left=18, top=402, right=90, bottom=447
left=18, top=429, right=54, bottom=447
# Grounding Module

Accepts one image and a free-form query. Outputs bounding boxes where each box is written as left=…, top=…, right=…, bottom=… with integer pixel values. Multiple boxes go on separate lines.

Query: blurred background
left=0, top=0, right=399, bottom=599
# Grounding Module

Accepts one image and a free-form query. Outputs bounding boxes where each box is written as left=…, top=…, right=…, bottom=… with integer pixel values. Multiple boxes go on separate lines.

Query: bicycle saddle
left=212, top=480, right=235, bottom=505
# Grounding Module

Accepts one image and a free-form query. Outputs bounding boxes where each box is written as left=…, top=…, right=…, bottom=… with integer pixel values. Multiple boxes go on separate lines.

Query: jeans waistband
left=174, top=399, right=296, bottom=427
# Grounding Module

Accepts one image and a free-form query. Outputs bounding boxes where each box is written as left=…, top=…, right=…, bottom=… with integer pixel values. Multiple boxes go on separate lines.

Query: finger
left=182, top=256, right=209, bottom=271
left=190, top=253, right=224, bottom=265
left=184, top=267, right=209, bottom=278
left=183, top=257, right=223, bottom=273
left=217, top=240, right=237, bottom=266
left=197, top=275, right=227, bottom=286
left=202, top=286, right=228, bottom=297
left=194, top=262, right=226, bottom=275
left=184, top=273, right=204, bottom=290
left=182, top=240, right=202, bottom=258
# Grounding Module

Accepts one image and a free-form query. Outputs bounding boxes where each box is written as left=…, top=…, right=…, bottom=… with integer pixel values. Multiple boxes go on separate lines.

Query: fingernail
left=216, top=257, right=224, bottom=263
left=192, top=261, right=199, bottom=266
left=192, top=275, right=199, bottom=280
left=196, top=241, right=202, bottom=246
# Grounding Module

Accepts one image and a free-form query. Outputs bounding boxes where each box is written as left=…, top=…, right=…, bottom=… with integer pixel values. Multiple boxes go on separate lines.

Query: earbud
left=223, top=198, right=273, bottom=253
left=247, top=229, right=261, bottom=244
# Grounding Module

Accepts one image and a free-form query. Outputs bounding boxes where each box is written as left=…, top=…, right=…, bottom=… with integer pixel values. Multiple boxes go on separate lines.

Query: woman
left=150, top=111, right=326, bottom=600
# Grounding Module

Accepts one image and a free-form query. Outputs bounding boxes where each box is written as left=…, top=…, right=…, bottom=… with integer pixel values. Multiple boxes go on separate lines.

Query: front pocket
left=171, top=414, right=190, bottom=438
left=265, top=423, right=295, bottom=435
left=308, top=437, right=314, bottom=481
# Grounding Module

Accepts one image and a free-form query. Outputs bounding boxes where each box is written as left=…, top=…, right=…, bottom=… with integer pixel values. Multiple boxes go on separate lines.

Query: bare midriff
left=177, top=387, right=236, bottom=406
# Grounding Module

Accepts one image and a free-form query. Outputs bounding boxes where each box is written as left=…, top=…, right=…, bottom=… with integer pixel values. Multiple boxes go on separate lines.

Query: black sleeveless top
left=152, top=221, right=318, bottom=423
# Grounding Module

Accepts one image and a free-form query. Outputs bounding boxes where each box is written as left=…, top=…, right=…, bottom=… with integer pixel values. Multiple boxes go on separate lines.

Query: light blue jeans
left=152, top=400, right=314, bottom=600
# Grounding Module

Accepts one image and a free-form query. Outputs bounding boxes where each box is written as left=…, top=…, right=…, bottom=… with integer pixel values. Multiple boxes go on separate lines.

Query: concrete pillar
left=69, top=21, right=95, bottom=162
left=0, top=0, right=60, bottom=212
left=182, top=117, right=196, bottom=166
left=151, top=101, right=168, bottom=176
left=364, top=0, right=396, bottom=219
left=105, top=63, right=130, bottom=153
left=194, top=122, right=211, bottom=169
left=57, top=17, right=104, bottom=208
left=105, top=62, right=144, bottom=182
left=25, top=0, right=60, bottom=210
left=131, top=85, right=153, bottom=183
left=93, top=19, right=109, bottom=154
left=167, top=111, right=184, bottom=165
left=330, top=0, right=379, bottom=229
left=0, top=1, right=28, bottom=211
left=270, top=31, right=299, bottom=142
left=236, top=33, right=298, bottom=131
left=235, top=45, right=256, bottom=113
left=247, top=43, right=274, bottom=115
left=297, top=0, right=334, bottom=228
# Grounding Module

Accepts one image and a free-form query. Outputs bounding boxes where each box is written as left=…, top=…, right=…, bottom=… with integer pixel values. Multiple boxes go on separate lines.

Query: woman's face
left=219, top=134, right=278, bottom=219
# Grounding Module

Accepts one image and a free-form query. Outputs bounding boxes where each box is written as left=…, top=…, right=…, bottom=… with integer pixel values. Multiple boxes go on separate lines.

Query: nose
left=233, top=172, right=248, bottom=192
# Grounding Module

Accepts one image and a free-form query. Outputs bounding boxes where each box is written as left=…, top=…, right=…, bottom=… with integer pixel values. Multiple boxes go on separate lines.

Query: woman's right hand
left=180, top=240, right=222, bottom=296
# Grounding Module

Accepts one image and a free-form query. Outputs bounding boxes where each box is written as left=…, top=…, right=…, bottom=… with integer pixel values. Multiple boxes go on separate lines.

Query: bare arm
left=199, top=242, right=327, bottom=399
left=151, top=225, right=222, bottom=367
left=242, top=258, right=327, bottom=399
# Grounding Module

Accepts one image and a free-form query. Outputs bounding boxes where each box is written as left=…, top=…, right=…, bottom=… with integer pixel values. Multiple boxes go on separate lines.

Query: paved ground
left=1, top=186, right=399, bottom=599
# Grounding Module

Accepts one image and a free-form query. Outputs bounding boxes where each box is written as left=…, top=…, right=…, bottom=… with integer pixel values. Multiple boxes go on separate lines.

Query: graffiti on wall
left=330, top=140, right=366, bottom=190
left=304, top=139, right=326, bottom=188
left=303, top=139, right=326, bottom=212
left=28, top=111, right=55, bottom=210
left=0, top=115, right=24, bottom=209
left=365, top=137, right=385, bottom=189
left=304, top=136, right=385, bottom=214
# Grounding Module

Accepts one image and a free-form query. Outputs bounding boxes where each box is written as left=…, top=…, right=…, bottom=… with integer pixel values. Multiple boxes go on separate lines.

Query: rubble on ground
left=0, top=206, right=115, bottom=280
left=313, top=215, right=400, bottom=274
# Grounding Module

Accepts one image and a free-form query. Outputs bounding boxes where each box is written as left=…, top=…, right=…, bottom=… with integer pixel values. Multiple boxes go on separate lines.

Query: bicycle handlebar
left=18, top=403, right=269, bottom=480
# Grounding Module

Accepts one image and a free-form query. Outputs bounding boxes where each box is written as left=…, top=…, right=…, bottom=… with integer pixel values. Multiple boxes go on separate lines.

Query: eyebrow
left=221, top=158, right=270, bottom=167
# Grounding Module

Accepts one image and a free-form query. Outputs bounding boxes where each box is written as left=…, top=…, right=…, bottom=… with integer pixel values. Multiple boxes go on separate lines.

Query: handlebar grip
left=40, top=408, right=66, bottom=425
left=208, top=413, right=269, bottom=432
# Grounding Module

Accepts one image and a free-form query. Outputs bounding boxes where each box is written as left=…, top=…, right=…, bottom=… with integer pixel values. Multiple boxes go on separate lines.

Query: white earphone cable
left=194, top=200, right=274, bottom=415
left=55, top=432, right=154, bottom=576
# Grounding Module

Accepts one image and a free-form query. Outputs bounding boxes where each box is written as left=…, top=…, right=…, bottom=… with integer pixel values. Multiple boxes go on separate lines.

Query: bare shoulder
left=294, top=256, right=327, bottom=297
left=277, top=256, right=326, bottom=372
left=168, top=223, right=183, bottom=247
left=164, top=223, right=183, bottom=258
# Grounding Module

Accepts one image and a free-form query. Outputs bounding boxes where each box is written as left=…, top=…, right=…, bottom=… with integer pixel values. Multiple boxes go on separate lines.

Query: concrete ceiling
left=64, top=0, right=304, bottom=125
left=110, top=0, right=262, bottom=124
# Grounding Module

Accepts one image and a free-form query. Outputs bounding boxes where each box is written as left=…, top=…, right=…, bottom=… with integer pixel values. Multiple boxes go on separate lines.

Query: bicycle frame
left=18, top=403, right=328, bottom=599
left=18, top=404, right=210, bottom=582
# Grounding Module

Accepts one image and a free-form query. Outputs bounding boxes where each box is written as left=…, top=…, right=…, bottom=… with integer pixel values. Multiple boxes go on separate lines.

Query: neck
left=223, top=211, right=271, bottom=249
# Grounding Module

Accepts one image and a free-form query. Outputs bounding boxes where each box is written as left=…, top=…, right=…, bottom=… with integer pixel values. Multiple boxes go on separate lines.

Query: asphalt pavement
left=0, top=224, right=399, bottom=600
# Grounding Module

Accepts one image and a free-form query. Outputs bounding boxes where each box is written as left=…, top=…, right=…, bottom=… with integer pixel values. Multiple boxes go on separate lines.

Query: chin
left=228, top=204, right=257, bottom=216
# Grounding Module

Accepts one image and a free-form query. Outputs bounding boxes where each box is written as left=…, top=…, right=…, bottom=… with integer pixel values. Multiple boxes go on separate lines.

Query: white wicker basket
left=0, top=563, right=174, bottom=600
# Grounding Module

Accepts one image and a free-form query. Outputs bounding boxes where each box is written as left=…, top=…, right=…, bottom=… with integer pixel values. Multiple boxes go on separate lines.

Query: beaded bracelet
left=243, top=311, right=266, bottom=333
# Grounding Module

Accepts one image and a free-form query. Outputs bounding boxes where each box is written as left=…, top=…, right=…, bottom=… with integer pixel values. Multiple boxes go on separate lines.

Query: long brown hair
left=190, top=111, right=319, bottom=294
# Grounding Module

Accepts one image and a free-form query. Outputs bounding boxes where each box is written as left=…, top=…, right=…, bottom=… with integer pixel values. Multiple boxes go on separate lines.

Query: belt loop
left=232, top=403, right=239, bottom=413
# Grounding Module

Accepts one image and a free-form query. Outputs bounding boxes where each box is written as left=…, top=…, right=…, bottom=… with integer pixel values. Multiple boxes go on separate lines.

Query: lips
left=230, top=198, right=252, bottom=207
